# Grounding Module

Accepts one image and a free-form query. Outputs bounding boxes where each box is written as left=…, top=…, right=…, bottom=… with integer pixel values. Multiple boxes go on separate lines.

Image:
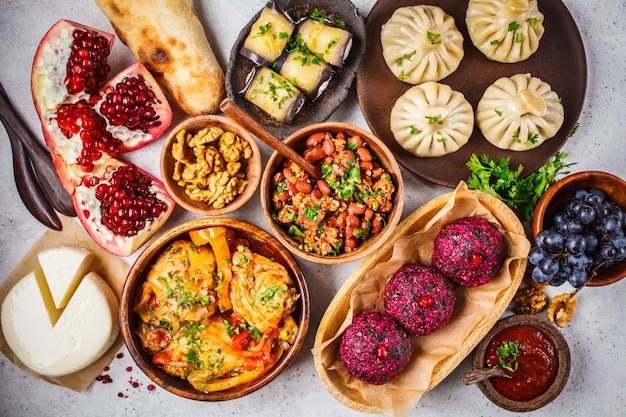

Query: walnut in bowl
left=160, top=115, right=262, bottom=216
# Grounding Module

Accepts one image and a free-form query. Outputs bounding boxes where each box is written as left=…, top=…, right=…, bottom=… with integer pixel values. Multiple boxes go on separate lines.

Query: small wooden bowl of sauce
left=471, top=314, right=570, bottom=412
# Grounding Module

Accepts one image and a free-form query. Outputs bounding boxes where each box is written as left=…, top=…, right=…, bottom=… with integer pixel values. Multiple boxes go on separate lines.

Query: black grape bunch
left=529, top=188, right=626, bottom=288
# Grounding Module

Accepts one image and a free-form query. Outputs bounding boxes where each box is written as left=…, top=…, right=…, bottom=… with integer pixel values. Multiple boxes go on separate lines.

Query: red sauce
left=484, top=324, right=558, bottom=401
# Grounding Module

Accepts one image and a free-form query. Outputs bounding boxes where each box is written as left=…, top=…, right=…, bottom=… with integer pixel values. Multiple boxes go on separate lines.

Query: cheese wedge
left=1, top=270, right=119, bottom=377
left=37, top=246, right=95, bottom=309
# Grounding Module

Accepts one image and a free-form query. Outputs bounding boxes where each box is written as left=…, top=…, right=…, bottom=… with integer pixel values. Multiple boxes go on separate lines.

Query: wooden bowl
left=260, top=122, right=404, bottom=264
left=121, top=218, right=310, bottom=401
left=532, top=171, right=626, bottom=286
left=471, top=314, right=571, bottom=412
left=160, top=115, right=262, bottom=216
left=313, top=189, right=529, bottom=413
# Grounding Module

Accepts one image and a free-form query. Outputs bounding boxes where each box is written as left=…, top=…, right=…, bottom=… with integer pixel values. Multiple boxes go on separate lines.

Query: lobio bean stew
left=270, top=130, right=395, bottom=256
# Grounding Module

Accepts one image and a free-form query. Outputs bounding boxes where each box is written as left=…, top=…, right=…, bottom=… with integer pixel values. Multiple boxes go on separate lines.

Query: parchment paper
left=312, top=182, right=530, bottom=417
left=0, top=215, right=130, bottom=392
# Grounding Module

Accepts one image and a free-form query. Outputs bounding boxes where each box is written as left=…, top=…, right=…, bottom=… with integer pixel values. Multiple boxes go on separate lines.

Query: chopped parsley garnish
left=303, top=203, right=321, bottom=221
left=426, top=114, right=443, bottom=125
left=512, top=130, right=540, bottom=146
left=250, top=72, right=296, bottom=109
left=527, top=17, right=540, bottom=30
left=321, top=161, right=362, bottom=202
left=253, top=22, right=272, bottom=38
left=427, top=31, right=442, bottom=45
left=395, top=50, right=416, bottom=67
left=258, top=285, right=283, bottom=307
left=496, top=341, right=522, bottom=372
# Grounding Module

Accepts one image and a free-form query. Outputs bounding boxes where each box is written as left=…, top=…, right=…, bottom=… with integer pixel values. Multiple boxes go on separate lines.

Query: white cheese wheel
left=37, top=246, right=95, bottom=309
left=1, top=270, right=119, bottom=377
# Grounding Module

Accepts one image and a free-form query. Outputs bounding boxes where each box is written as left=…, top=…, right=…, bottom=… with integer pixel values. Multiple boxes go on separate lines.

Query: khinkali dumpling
left=381, top=5, right=464, bottom=84
left=476, top=73, right=564, bottom=151
left=466, top=0, right=545, bottom=63
left=390, top=82, right=474, bottom=157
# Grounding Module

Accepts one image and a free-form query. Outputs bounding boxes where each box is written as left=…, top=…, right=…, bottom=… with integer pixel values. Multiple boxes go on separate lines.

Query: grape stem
left=565, top=259, right=609, bottom=302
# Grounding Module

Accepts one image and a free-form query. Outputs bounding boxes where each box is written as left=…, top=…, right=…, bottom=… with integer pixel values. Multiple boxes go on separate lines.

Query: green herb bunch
left=466, top=151, right=574, bottom=222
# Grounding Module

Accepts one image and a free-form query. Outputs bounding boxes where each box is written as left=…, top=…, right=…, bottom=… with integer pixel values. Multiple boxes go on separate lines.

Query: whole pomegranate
left=31, top=19, right=175, bottom=256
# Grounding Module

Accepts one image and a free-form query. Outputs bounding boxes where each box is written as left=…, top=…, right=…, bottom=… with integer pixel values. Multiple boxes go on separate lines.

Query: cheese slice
left=1, top=270, right=119, bottom=377
left=37, top=246, right=95, bottom=309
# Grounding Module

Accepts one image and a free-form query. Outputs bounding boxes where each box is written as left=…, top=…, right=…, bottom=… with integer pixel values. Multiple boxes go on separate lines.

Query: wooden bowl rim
left=121, top=217, right=310, bottom=401
left=260, top=121, right=404, bottom=264
left=471, top=314, right=571, bottom=412
left=160, top=115, right=262, bottom=216
left=532, top=170, right=626, bottom=286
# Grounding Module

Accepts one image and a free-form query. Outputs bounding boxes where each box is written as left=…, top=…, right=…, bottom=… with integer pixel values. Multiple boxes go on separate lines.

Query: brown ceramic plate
left=226, top=0, right=366, bottom=138
left=357, top=0, right=587, bottom=187
left=471, top=314, right=570, bottom=412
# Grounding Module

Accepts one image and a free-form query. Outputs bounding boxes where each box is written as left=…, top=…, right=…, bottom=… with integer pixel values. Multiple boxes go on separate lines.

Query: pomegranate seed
left=470, top=253, right=483, bottom=265
left=377, top=345, right=389, bottom=359
left=99, top=75, right=161, bottom=132
left=55, top=100, right=123, bottom=171
left=418, top=295, right=433, bottom=308
left=90, top=165, right=166, bottom=237
left=65, top=29, right=111, bottom=94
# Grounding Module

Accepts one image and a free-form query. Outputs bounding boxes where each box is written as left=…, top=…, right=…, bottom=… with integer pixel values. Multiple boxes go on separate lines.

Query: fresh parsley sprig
left=496, top=341, right=522, bottom=372
left=466, top=151, right=574, bottom=222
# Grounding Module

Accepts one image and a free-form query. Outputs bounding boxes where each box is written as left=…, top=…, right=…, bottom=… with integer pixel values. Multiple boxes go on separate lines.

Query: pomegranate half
left=31, top=19, right=175, bottom=256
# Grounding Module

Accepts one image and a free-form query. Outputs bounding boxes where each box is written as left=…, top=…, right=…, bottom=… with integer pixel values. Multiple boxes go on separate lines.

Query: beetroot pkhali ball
left=339, top=310, right=412, bottom=385
left=432, top=216, right=504, bottom=287
left=384, top=263, right=456, bottom=336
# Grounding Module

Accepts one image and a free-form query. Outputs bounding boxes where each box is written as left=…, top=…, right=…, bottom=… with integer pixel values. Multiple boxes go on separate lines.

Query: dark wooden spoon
left=462, top=364, right=512, bottom=385
left=5, top=120, right=62, bottom=230
left=219, top=98, right=322, bottom=180
left=0, top=82, right=76, bottom=217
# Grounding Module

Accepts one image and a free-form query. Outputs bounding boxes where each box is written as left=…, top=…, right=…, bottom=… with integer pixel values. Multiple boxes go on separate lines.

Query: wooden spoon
left=0, top=82, right=76, bottom=217
left=4, top=119, right=62, bottom=230
left=461, top=364, right=512, bottom=385
left=219, top=98, right=321, bottom=180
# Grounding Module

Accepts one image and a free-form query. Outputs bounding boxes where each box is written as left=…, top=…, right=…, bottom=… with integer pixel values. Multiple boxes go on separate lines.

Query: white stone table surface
left=0, top=1, right=624, bottom=416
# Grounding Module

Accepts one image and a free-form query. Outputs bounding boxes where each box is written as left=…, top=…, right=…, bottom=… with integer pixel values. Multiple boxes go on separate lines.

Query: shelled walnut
left=172, top=126, right=252, bottom=209
left=513, top=283, right=547, bottom=315
left=547, top=293, right=576, bottom=328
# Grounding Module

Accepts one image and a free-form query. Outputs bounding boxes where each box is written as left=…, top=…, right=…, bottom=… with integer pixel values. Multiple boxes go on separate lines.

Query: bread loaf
left=94, top=0, right=225, bottom=115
